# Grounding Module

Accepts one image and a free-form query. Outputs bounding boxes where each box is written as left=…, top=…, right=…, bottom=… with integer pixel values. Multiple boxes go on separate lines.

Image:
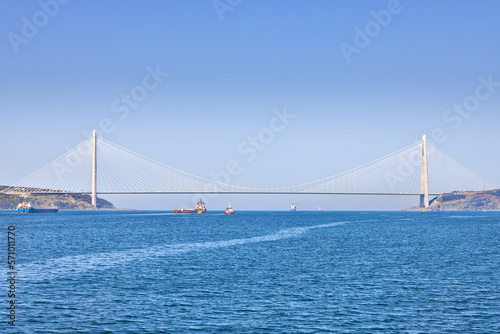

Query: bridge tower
left=92, top=130, right=97, bottom=208
left=420, top=134, right=429, bottom=208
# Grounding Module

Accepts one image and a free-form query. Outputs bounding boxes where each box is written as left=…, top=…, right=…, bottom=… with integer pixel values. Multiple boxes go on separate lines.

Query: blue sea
left=1, top=211, right=499, bottom=333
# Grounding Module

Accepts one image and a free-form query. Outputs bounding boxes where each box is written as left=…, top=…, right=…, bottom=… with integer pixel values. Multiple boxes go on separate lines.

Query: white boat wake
left=16, top=221, right=353, bottom=281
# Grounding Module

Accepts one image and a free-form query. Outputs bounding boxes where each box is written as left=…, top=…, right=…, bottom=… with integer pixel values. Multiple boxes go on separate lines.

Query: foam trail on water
left=17, top=221, right=349, bottom=281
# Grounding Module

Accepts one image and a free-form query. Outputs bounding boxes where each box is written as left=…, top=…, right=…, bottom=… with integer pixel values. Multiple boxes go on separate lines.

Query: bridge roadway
left=15, top=191, right=441, bottom=196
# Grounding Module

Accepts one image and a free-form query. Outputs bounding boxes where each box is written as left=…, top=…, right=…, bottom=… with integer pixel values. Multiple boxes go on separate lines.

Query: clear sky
left=1, top=0, right=499, bottom=210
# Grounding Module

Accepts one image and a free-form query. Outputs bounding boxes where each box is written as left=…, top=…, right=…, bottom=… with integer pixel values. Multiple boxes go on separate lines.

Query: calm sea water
left=1, top=210, right=499, bottom=333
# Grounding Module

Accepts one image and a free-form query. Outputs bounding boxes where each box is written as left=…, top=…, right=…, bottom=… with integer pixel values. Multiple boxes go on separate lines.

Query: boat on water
left=173, top=198, right=206, bottom=214
left=16, top=201, right=59, bottom=213
left=318, top=207, right=322, bottom=211
left=224, top=202, right=234, bottom=214
left=290, top=203, right=296, bottom=211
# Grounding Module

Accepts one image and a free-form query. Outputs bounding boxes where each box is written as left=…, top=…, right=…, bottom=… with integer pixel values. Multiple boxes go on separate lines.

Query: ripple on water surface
left=1, top=211, right=499, bottom=333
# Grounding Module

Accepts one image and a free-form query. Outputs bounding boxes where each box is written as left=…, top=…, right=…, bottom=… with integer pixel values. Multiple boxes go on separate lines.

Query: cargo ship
left=224, top=202, right=234, bottom=214
left=173, top=198, right=206, bottom=214
left=16, top=201, right=59, bottom=213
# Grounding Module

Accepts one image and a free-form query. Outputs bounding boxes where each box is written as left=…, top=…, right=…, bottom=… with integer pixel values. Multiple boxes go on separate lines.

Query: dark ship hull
left=17, top=207, right=59, bottom=213
left=173, top=209, right=203, bottom=214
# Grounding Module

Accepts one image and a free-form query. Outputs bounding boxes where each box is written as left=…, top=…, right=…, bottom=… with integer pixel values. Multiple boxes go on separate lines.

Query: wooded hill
left=0, top=187, right=115, bottom=210
left=405, top=189, right=500, bottom=211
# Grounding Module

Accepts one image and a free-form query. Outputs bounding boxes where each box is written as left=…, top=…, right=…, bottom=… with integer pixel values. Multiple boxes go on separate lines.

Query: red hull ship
left=224, top=202, right=234, bottom=214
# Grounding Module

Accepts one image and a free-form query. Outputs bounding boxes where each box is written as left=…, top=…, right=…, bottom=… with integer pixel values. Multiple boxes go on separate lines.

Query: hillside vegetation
left=0, top=189, right=115, bottom=210
left=405, top=189, right=500, bottom=211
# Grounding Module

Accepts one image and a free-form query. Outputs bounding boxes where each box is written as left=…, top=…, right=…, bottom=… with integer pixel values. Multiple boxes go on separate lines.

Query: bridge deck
left=20, top=191, right=440, bottom=196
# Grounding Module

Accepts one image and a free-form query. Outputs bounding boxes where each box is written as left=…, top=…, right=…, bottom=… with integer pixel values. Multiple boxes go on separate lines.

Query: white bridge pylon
left=1, top=133, right=495, bottom=208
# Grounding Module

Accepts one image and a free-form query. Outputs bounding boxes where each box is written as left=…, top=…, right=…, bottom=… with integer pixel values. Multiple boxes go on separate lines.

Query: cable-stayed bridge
left=1, top=132, right=495, bottom=208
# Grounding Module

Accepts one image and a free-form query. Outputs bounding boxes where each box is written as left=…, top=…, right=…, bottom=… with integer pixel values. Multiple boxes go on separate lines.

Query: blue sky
left=1, top=0, right=499, bottom=210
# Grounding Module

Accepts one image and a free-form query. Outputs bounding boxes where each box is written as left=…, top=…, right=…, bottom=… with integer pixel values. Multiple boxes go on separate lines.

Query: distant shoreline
left=405, top=189, right=500, bottom=211
left=1, top=208, right=136, bottom=211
